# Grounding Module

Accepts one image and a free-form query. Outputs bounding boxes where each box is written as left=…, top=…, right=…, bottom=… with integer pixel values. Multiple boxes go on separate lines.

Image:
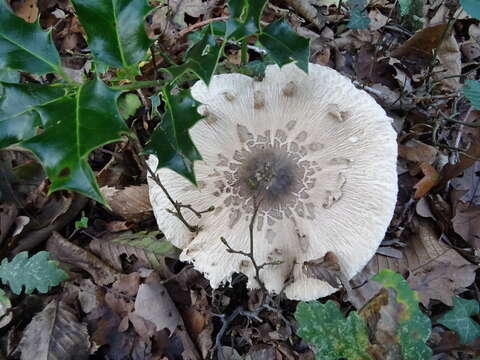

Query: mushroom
left=147, top=63, right=398, bottom=300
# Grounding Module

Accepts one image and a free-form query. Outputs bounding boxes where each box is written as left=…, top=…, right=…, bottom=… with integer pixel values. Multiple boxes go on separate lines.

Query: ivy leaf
left=21, top=78, right=129, bottom=203
left=464, top=80, right=480, bottom=110
left=0, top=0, right=60, bottom=74
left=461, top=0, right=480, bottom=19
left=258, top=19, right=310, bottom=73
left=438, top=297, right=480, bottom=344
left=347, top=0, right=370, bottom=30
left=0, top=83, right=65, bottom=148
left=144, top=87, right=202, bottom=184
left=0, top=251, right=68, bottom=295
left=295, top=301, right=373, bottom=360
left=373, top=270, right=432, bottom=360
left=165, top=25, right=224, bottom=85
left=70, top=0, right=152, bottom=68
left=226, top=0, right=268, bottom=40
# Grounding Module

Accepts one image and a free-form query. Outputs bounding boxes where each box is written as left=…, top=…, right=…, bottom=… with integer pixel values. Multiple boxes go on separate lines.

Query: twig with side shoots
left=129, top=135, right=214, bottom=232
left=220, top=196, right=283, bottom=293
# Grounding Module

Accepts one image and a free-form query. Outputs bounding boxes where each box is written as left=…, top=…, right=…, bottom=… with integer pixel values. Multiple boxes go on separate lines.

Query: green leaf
left=438, top=297, right=480, bottom=344
left=464, top=80, right=480, bottom=110
left=144, top=87, right=202, bottom=184
left=226, top=0, right=268, bottom=40
left=75, top=213, right=89, bottom=230
left=0, top=251, right=68, bottom=295
left=0, top=0, right=60, bottom=74
left=295, top=301, right=373, bottom=360
left=70, top=0, right=152, bottom=68
left=461, top=0, right=480, bottom=19
left=0, top=83, right=65, bottom=148
left=21, top=78, right=129, bottom=203
left=118, top=93, right=142, bottom=120
left=0, top=68, right=20, bottom=83
left=373, top=270, right=432, bottom=360
left=398, top=0, right=412, bottom=16
left=165, top=25, right=224, bottom=85
left=90, top=230, right=180, bottom=271
left=258, top=19, right=310, bottom=73
left=347, top=0, right=370, bottom=29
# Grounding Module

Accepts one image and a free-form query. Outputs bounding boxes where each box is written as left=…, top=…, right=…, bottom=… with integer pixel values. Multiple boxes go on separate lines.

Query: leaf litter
left=1, top=0, right=480, bottom=358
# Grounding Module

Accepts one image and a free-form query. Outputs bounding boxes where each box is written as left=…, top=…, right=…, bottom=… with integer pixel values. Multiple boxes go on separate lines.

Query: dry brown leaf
left=391, top=24, right=449, bottom=64
left=452, top=201, right=480, bottom=248
left=133, top=272, right=182, bottom=334
left=18, top=300, right=90, bottom=360
left=47, top=232, right=118, bottom=286
left=439, top=143, right=480, bottom=188
left=434, top=33, right=462, bottom=90
left=89, top=231, right=178, bottom=277
left=398, top=140, right=438, bottom=163
left=11, top=0, right=38, bottom=23
left=348, top=218, right=476, bottom=308
left=414, top=163, right=441, bottom=199
left=101, top=185, right=153, bottom=222
left=302, top=251, right=344, bottom=289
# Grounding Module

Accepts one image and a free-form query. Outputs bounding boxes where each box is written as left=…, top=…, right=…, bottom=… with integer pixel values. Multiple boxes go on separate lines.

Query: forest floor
left=1, top=0, right=480, bottom=359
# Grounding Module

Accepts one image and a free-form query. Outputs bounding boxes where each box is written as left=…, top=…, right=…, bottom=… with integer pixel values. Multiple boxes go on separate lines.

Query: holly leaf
left=438, top=297, right=480, bottom=344
left=165, top=25, right=224, bottom=85
left=21, top=78, right=129, bottom=203
left=144, top=88, right=202, bottom=184
left=461, top=0, right=480, bottom=19
left=0, top=0, right=60, bottom=74
left=0, top=82, right=65, bottom=148
left=0, top=251, right=68, bottom=295
left=70, top=0, right=152, bottom=68
left=295, top=301, right=373, bottom=360
left=0, top=68, right=20, bottom=83
left=226, top=0, right=268, bottom=40
left=258, top=19, right=310, bottom=73
left=464, top=80, right=480, bottom=110
left=373, top=270, right=432, bottom=360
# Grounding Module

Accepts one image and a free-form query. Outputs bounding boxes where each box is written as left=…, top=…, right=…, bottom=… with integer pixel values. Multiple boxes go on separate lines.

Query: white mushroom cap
left=147, top=63, right=398, bottom=301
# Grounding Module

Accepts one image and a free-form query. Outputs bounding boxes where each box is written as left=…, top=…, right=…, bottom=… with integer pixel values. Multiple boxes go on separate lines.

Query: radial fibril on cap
left=147, top=63, right=398, bottom=301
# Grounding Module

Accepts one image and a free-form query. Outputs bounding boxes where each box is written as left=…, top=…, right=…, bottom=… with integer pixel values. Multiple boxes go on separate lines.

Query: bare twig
left=178, top=16, right=229, bottom=37
left=129, top=135, right=213, bottom=232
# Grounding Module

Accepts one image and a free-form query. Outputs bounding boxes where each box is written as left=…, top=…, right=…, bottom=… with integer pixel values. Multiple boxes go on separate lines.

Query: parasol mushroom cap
left=147, top=63, right=398, bottom=300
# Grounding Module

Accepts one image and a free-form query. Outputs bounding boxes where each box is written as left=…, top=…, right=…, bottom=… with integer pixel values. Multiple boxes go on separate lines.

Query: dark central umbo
left=237, top=149, right=301, bottom=207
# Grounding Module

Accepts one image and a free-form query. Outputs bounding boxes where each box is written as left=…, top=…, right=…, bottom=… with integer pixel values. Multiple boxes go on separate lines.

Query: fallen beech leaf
left=392, top=24, right=449, bottom=64
left=349, top=218, right=475, bottom=308
left=18, top=300, right=90, bottom=360
left=398, top=140, right=438, bottom=163
left=439, top=143, right=480, bottom=188
left=11, top=0, right=38, bottom=23
left=302, top=251, right=344, bottom=289
left=414, top=163, right=440, bottom=199
left=452, top=201, right=480, bottom=248
left=100, top=185, right=153, bottom=222
left=434, top=33, right=462, bottom=90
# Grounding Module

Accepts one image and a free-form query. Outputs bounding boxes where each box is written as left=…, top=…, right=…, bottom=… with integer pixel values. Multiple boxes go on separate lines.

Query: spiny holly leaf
left=165, top=25, right=224, bottom=85
left=0, top=0, right=60, bottom=74
left=0, top=251, right=68, bottom=295
left=295, top=301, right=373, bottom=360
left=70, top=0, right=152, bottom=68
left=144, top=87, right=202, bottom=184
left=438, top=297, right=480, bottom=344
left=464, top=80, right=480, bottom=110
left=373, top=270, right=432, bottom=360
left=461, top=0, right=480, bottom=19
left=347, top=0, right=370, bottom=30
left=258, top=19, right=310, bottom=73
left=0, top=83, right=65, bottom=148
left=21, top=79, right=129, bottom=203
left=226, top=0, right=268, bottom=40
